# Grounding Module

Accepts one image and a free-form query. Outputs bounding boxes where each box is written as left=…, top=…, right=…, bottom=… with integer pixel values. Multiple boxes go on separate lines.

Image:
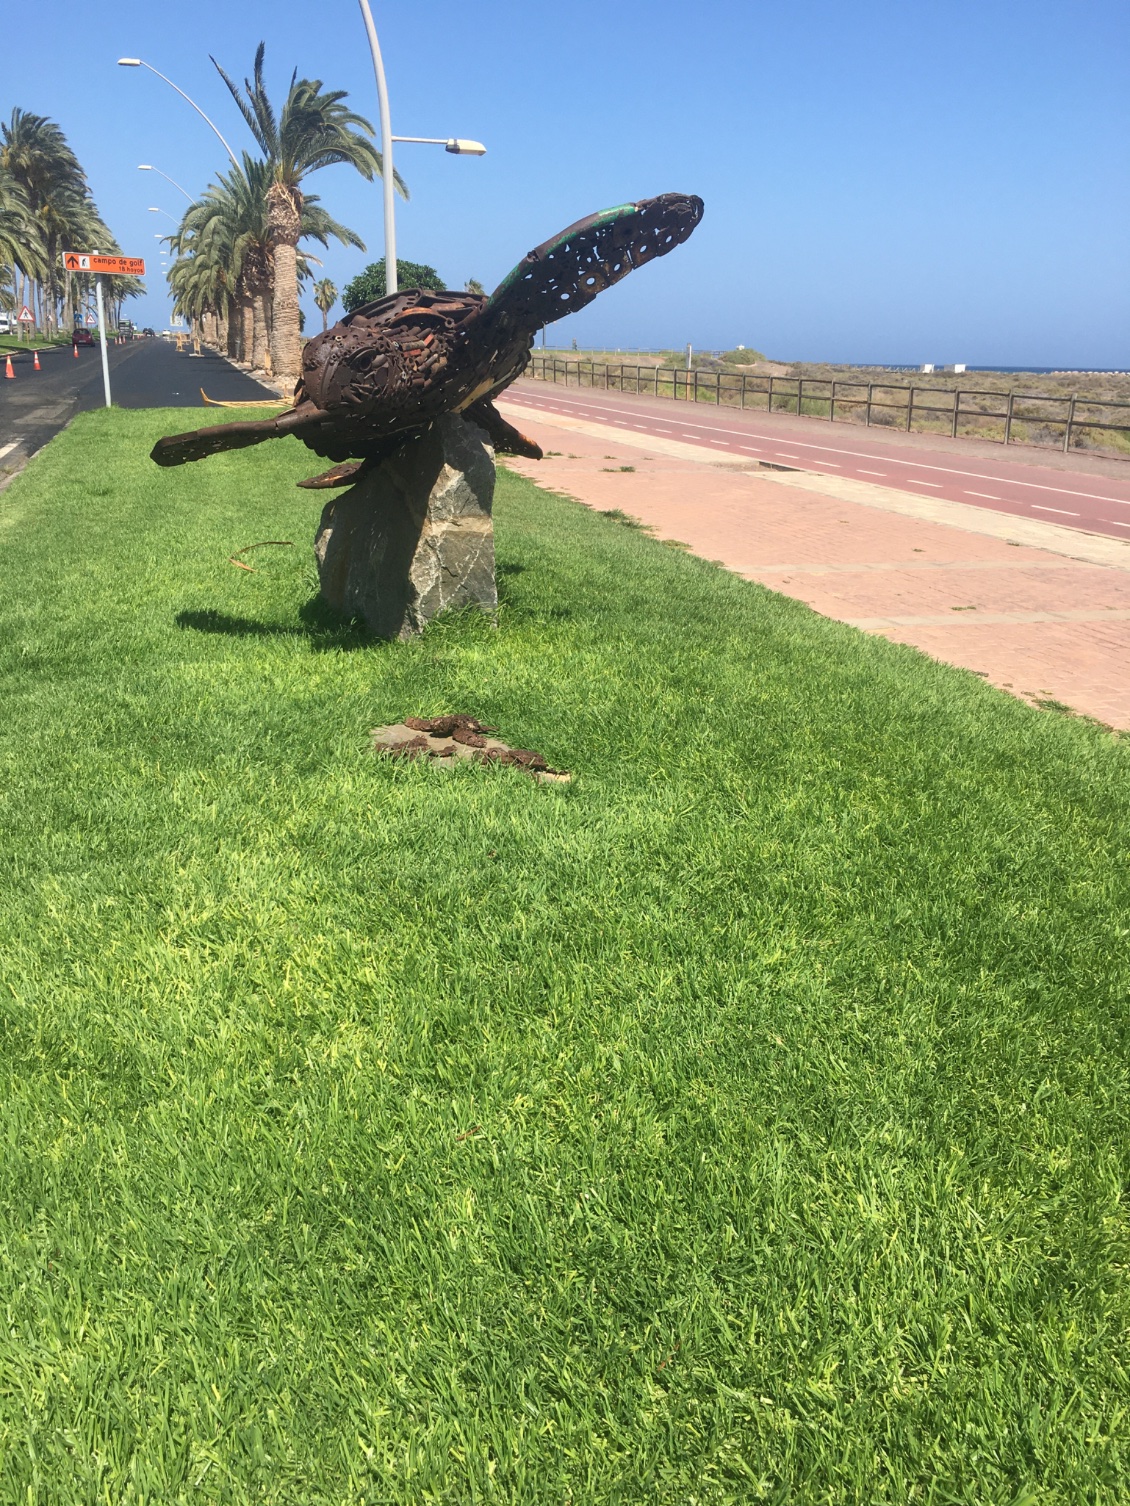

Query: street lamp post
left=356, top=2, right=485, bottom=295
left=117, top=60, right=240, bottom=167
left=139, top=165, right=194, bottom=203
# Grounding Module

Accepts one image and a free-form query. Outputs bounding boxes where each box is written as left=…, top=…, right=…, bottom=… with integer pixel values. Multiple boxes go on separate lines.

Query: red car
left=72, top=328, right=95, bottom=346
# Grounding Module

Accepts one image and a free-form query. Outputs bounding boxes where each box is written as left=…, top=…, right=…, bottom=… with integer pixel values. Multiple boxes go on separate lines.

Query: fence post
left=951, top=388, right=960, bottom=439
left=741, top=374, right=747, bottom=410
left=865, top=383, right=873, bottom=426
left=1063, top=395, right=1077, bottom=453
left=694, top=368, right=700, bottom=403
left=769, top=375, right=774, bottom=413
left=906, top=387, right=914, bottom=432
left=1004, top=392, right=1014, bottom=446
left=830, top=381, right=836, bottom=422
left=797, top=377, right=803, bottom=416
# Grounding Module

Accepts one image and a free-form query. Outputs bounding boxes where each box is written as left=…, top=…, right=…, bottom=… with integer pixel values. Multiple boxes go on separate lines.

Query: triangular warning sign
left=17, top=305, right=33, bottom=323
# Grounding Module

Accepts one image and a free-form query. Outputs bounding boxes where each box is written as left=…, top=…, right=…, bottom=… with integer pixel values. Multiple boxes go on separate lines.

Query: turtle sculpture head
left=151, top=192, right=704, bottom=486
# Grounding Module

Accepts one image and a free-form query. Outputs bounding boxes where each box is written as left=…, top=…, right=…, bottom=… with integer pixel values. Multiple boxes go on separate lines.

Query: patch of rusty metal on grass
left=227, top=540, right=295, bottom=571
left=371, top=719, right=570, bottom=782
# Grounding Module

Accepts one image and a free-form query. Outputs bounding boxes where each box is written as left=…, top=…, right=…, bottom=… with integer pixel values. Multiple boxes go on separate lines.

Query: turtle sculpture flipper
left=462, top=398, right=543, bottom=460
left=150, top=192, right=703, bottom=477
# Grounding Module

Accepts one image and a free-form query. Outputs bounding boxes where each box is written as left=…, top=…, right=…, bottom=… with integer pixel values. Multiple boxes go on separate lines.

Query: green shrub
left=342, top=257, right=446, bottom=310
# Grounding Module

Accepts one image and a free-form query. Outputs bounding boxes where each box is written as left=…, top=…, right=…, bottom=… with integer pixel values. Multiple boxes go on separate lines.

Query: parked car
left=71, top=328, right=95, bottom=346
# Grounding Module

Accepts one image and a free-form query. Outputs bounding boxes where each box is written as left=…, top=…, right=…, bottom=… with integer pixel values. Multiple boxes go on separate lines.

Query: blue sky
left=7, top=0, right=1128, bottom=365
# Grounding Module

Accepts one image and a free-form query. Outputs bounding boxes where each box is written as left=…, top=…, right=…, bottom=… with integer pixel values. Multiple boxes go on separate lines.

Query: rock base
left=314, top=413, right=496, bottom=639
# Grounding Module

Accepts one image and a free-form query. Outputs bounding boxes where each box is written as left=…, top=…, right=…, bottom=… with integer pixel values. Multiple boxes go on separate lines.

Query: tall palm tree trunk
left=44, top=234, right=58, bottom=336
left=267, top=182, right=303, bottom=389
left=251, top=285, right=269, bottom=371
left=239, top=296, right=254, bottom=365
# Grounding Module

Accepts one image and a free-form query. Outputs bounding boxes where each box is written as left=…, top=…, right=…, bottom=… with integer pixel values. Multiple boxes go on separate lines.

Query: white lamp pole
left=118, top=60, right=240, bottom=168
left=356, top=2, right=398, bottom=292
left=91, top=253, right=112, bottom=408
left=139, top=165, right=194, bottom=202
left=356, top=2, right=486, bottom=297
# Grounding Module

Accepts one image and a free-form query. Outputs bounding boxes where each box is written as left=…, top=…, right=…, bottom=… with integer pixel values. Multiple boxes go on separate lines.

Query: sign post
left=62, top=251, right=146, bottom=410
left=94, top=274, right=111, bottom=408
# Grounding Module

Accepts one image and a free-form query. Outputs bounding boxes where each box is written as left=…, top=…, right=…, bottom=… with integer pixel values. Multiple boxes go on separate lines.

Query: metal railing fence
left=525, top=357, right=1130, bottom=456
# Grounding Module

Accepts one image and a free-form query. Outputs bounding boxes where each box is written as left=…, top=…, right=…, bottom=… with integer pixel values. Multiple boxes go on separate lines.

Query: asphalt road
left=508, top=379, right=1130, bottom=544
left=0, top=339, right=278, bottom=471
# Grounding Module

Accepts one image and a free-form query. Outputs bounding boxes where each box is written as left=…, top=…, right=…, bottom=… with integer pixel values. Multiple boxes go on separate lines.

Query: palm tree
left=0, top=168, right=40, bottom=308
left=170, top=155, right=358, bottom=374
left=172, top=156, right=273, bottom=370
left=1, top=110, right=87, bottom=335
left=212, top=43, right=405, bottom=388
left=313, top=276, right=337, bottom=331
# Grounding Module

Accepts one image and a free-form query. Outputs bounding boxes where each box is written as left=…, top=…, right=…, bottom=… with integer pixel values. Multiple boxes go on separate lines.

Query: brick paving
left=498, top=402, right=1130, bottom=729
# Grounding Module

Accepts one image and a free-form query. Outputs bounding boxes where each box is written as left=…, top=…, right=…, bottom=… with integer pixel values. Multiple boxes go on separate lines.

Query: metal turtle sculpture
left=151, top=191, right=704, bottom=487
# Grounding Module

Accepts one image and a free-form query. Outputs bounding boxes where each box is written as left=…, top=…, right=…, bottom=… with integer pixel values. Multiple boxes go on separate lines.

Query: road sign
left=84, top=311, right=97, bottom=326
left=17, top=305, right=33, bottom=323
left=62, top=252, right=145, bottom=276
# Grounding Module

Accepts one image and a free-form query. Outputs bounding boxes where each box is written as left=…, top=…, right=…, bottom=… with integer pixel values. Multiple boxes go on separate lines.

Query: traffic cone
left=33, top=350, right=40, bottom=371
left=4, top=354, right=13, bottom=379
left=73, top=341, right=79, bottom=358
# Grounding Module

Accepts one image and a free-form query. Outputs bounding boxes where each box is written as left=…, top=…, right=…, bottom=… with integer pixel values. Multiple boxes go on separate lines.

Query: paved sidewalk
left=498, top=399, right=1130, bottom=729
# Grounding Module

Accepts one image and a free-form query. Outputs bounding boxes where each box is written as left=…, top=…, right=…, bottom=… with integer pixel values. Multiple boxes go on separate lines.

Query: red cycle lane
left=509, top=379, right=1130, bottom=543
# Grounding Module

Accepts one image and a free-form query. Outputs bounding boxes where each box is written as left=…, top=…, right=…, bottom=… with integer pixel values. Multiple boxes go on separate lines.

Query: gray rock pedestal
left=313, top=413, right=497, bottom=639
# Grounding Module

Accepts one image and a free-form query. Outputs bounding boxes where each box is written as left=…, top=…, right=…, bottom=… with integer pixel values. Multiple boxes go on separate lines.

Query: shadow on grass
left=175, top=596, right=376, bottom=652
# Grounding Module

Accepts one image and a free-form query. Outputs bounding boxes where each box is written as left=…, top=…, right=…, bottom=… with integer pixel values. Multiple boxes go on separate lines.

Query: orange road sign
left=62, top=252, right=145, bottom=275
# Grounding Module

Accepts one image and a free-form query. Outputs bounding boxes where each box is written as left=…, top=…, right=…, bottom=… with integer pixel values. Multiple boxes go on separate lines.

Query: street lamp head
left=118, top=58, right=142, bottom=67
left=138, top=164, right=153, bottom=171
left=445, top=138, right=486, bottom=156
left=148, top=207, right=161, bottom=213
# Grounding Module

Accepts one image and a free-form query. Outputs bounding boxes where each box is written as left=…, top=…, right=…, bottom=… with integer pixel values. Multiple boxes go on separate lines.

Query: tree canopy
left=343, top=258, right=445, bottom=311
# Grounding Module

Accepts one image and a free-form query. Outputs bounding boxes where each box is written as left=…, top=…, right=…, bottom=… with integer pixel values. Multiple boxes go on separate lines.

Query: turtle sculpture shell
left=151, top=192, right=704, bottom=481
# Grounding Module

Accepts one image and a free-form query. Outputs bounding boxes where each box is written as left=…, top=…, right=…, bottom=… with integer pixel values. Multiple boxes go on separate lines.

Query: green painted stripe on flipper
left=487, top=202, right=640, bottom=308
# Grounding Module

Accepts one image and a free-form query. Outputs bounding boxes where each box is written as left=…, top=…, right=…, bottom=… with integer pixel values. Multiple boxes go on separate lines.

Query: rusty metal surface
left=371, top=717, right=571, bottom=782
left=151, top=192, right=704, bottom=475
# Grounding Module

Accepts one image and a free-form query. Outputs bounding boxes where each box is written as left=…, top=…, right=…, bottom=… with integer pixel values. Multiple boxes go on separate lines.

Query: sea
left=868, top=366, right=1128, bottom=376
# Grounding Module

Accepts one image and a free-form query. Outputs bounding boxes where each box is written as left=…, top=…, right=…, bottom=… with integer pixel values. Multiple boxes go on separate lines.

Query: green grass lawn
left=1, top=408, right=1129, bottom=1503
left=0, top=332, right=74, bottom=353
